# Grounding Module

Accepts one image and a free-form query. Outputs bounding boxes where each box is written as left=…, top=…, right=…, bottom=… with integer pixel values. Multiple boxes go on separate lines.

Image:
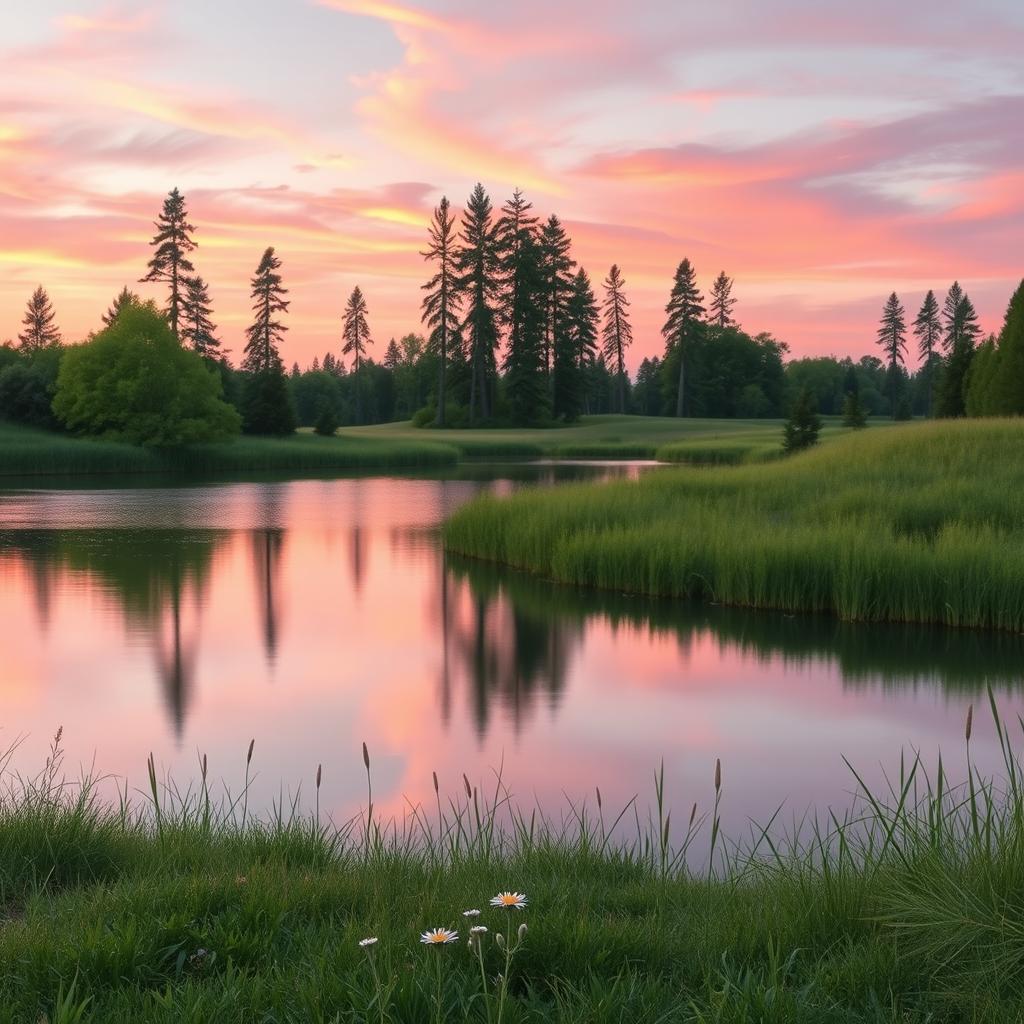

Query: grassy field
left=344, top=414, right=882, bottom=463
left=0, top=423, right=458, bottom=477
left=3, top=710, right=1024, bottom=1023
left=444, top=419, right=1024, bottom=632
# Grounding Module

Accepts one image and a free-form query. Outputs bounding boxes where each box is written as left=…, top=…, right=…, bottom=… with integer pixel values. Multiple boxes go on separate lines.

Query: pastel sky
left=1, top=0, right=1022, bottom=370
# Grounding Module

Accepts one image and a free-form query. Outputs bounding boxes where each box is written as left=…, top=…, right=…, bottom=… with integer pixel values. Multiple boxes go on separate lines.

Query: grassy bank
left=345, top=414, right=864, bottom=462
left=3, top=708, right=1024, bottom=1023
left=0, top=424, right=458, bottom=477
left=444, top=419, right=1024, bottom=631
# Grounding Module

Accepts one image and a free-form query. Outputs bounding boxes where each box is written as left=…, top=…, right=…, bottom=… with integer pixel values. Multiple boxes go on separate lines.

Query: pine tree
left=554, top=268, right=598, bottom=422
left=342, top=286, right=372, bottom=373
left=601, top=265, right=633, bottom=413
left=708, top=271, right=737, bottom=328
left=102, top=286, right=140, bottom=327
left=383, top=338, right=402, bottom=369
left=181, top=276, right=221, bottom=358
left=982, top=279, right=1024, bottom=415
left=139, top=187, right=196, bottom=340
left=783, top=387, right=822, bottom=453
left=456, top=183, right=500, bottom=422
left=913, top=290, right=941, bottom=416
left=502, top=230, right=548, bottom=425
left=936, top=282, right=981, bottom=418
left=18, top=287, right=61, bottom=352
left=241, top=247, right=294, bottom=435
left=876, top=292, right=907, bottom=418
left=841, top=391, right=867, bottom=428
left=539, top=215, right=576, bottom=380
left=942, top=281, right=982, bottom=354
left=421, top=196, right=461, bottom=427
left=662, top=259, right=705, bottom=417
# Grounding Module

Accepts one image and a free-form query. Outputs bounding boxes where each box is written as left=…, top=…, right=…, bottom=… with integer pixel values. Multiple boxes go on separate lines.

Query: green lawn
left=2, top=718, right=1022, bottom=1023
left=444, top=418, right=1024, bottom=631
left=344, top=414, right=893, bottom=463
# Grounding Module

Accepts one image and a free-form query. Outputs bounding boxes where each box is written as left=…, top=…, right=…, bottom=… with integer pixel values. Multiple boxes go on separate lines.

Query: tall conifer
left=708, top=271, right=737, bottom=328
left=140, top=187, right=196, bottom=340
left=662, top=259, right=705, bottom=417
left=18, top=286, right=61, bottom=352
left=421, top=196, right=461, bottom=426
left=601, top=265, right=633, bottom=413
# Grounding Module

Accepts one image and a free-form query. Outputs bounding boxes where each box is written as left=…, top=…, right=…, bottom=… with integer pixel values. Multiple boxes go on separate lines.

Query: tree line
left=1, top=183, right=1022, bottom=444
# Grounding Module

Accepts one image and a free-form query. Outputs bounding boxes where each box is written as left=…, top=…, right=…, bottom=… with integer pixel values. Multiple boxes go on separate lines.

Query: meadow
left=0, top=423, right=458, bottom=477
left=2, top=704, right=1023, bottom=1024
left=444, top=419, right=1024, bottom=632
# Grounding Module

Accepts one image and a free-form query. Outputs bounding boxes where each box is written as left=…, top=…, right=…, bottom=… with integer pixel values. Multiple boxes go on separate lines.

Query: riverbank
left=1, top=716, right=1020, bottom=1023
left=444, top=419, right=1024, bottom=632
left=0, top=424, right=459, bottom=477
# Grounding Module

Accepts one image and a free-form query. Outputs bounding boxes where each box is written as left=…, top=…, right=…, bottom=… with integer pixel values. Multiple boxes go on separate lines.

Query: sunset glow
left=2, top=1, right=1022, bottom=368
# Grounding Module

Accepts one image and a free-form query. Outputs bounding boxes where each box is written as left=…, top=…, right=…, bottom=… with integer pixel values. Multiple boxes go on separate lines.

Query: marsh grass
left=444, top=419, right=1024, bottom=631
left=0, top=424, right=458, bottom=478
left=3, top=697, right=1024, bottom=1021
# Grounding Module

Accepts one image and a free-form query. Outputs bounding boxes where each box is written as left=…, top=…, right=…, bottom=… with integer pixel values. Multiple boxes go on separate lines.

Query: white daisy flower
left=470, top=925, right=488, bottom=935
left=358, top=937, right=378, bottom=948
left=489, top=891, right=528, bottom=910
left=462, top=909, right=481, bottom=918
left=420, top=927, right=459, bottom=945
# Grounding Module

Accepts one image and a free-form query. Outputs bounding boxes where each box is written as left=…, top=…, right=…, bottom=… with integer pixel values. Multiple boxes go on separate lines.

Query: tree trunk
left=436, top=323, right=447, bottom=427
left=675, top=342, right=685, bottom=417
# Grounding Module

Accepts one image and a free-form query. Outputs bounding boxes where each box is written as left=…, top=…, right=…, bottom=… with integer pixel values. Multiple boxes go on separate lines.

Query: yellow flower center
left=502, top=895, right=518, bottom=905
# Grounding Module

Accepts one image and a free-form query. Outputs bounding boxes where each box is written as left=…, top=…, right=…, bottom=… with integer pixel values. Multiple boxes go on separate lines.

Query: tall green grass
left=445, top=419, right=1024, bottom=631
left=3, top=700, right=1024, bottom=1021
left=0, top=423, right=458, bottom=477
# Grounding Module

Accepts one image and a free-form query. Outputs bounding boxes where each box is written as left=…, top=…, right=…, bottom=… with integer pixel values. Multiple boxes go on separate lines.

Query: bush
left=841, top=392, right=867, bottom=429
left=52, top=304, right=240, bottom=446
left=782, top=387, right=822, bottom=453
left=0, top=347, right=62, bottom=429
left=241, top=366, right=297, bottom=436
left=313, top=402, right=339, bottom=436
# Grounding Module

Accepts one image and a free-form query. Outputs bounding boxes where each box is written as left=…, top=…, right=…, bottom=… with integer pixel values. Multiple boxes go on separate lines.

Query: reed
left=3, top=699, right=1024, bottom=1020
left=444, top=419, right=1024, bottom=631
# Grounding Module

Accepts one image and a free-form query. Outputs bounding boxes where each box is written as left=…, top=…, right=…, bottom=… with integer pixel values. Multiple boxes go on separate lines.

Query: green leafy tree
left=456, top=183, right=500, bottom=422
left=0, top=345, right=62, bottom=429
left=313, top=402, right=339, bottom=436
left=783, top=387, right=822, bottom=453
left=913, top=290, right=941, bottom=415
left=181, top=276, right=221, bottom=358
left=540, top=215, right=576, bottom=381
left=139, top=187, right=196, bottom=340
left=421, top=196, right=461, bottom=427
left=502, top=229, right=548, bottom=425
left=18, top=286, right=61, bottom=353
left=601, top=264, right=633, bottom=413
left=241, top=247, right=295, bottom=435
left=662, top=259, right=705, bottom=417
left=102, top=286, right=141, bottom=327
left=876, top=292, right=907, bottom=418
left=52, top=302, right=239, bottom=445
left=708, top=271, right=737, bottom=328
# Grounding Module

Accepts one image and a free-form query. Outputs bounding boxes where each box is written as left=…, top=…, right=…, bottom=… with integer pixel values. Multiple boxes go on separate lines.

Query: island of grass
left=444, top=418, right=1024, bottom=632
left=3, top=713, right=1023, bottom=1023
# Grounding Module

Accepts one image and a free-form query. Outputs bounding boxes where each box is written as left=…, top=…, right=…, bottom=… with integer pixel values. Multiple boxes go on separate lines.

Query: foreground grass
left=445, top=419, right=1024, bottom=632
left=3, top=704, right=1024, bottom=1023
left=0, top=424, right=458, bottom=477
left=345, top=414, right=885, bottom=463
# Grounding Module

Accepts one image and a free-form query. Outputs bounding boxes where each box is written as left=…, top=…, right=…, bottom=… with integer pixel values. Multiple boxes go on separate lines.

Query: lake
left=2, top=465, right=1022, bottom=849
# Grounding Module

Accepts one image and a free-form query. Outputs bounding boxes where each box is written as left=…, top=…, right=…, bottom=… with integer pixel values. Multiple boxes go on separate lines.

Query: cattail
left=316, top=764, right=322, bottom=790
left=463, top=773, right=472, bottom=799
left=596, top=787, right=602, bottom=811
left=362, top=741, right=370, bottom=770
left=689, top=802, right=697, bottom=827
left=714, top=758, right=721, bottom=792
left=433, top=771, right=439, bottom=795
left=246, top=739, right=255, bottom=766
left=201, top=753, right=207, bottom=779
left=965, top=704, right=973, bottom=743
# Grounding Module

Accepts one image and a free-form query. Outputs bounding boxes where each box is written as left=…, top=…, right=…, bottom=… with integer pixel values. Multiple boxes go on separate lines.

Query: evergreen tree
left=555, top=268, right=599, bottom=422
left=601, top=265, right=633, bottom=413
left=876, top=292, right=907, bottom=418
left=842, top=391, right=867, bottom=428
left=139, top=187, right=196, bottom=340
left=421, top=196, right=461, bottom=426
left=942, top=281, right=982, bottom=354
left=181, top=276, right=221, bottom=358
left=456, top=183, right=501, bottom=422
left=502, top=230, right=548, bottom=425
left=342, top=285, right=372, bottom=424
left=708, top=271, right=737, bottom=328
left=976, top=280, right=1024, bottom=415
left=936, top=282, right=981, bottom=417
left=633, top=356, right=662, bottom=416
left=383, top=338, right=402, bottom=369
left=539, top=215, right=576, bottom=381
left=241, top=247, right=294, bottom=435
left=662, top=259, right=705, bottom=417
left=783, top=387, right=822, bottom=453
left=102, top=286, right=141, bottom=327
left=18, top=286, right=61, bottom=352
left=913, top=290, right=941, bottom=415
left=291, top=361, right=300, bottom=377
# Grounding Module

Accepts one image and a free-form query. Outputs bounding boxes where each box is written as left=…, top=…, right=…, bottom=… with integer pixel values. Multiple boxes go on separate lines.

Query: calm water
left=2, top=465, right=1022, bottom=843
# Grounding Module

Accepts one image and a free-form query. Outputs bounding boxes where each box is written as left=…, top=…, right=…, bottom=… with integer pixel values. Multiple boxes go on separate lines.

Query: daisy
left=358, top=937, right=378, bottom=948
left=420, top=927, right=459, bottom=945
left=489, top=891, right=528, bottom=910
left=462, top=909, right=481, bottom=918
left=470, top=925, right=488, bottom=935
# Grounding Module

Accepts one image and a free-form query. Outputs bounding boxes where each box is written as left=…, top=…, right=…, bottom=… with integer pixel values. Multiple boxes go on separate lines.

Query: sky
left=1, top=0, right=1022, bottom=371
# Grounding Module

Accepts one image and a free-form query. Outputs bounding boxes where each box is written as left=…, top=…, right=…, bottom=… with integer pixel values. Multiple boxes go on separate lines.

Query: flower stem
left=434, top=950, right=443, bottom=1024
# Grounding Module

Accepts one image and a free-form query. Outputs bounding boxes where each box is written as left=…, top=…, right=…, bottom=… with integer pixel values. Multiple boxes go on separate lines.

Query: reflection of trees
left=442, top=559, right=582, bottom=738
left=250, top=529, right=285, bottom=663
left=0, top=529, right=227, bottom=735
left=446, top=553, right=1024, bottom=698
